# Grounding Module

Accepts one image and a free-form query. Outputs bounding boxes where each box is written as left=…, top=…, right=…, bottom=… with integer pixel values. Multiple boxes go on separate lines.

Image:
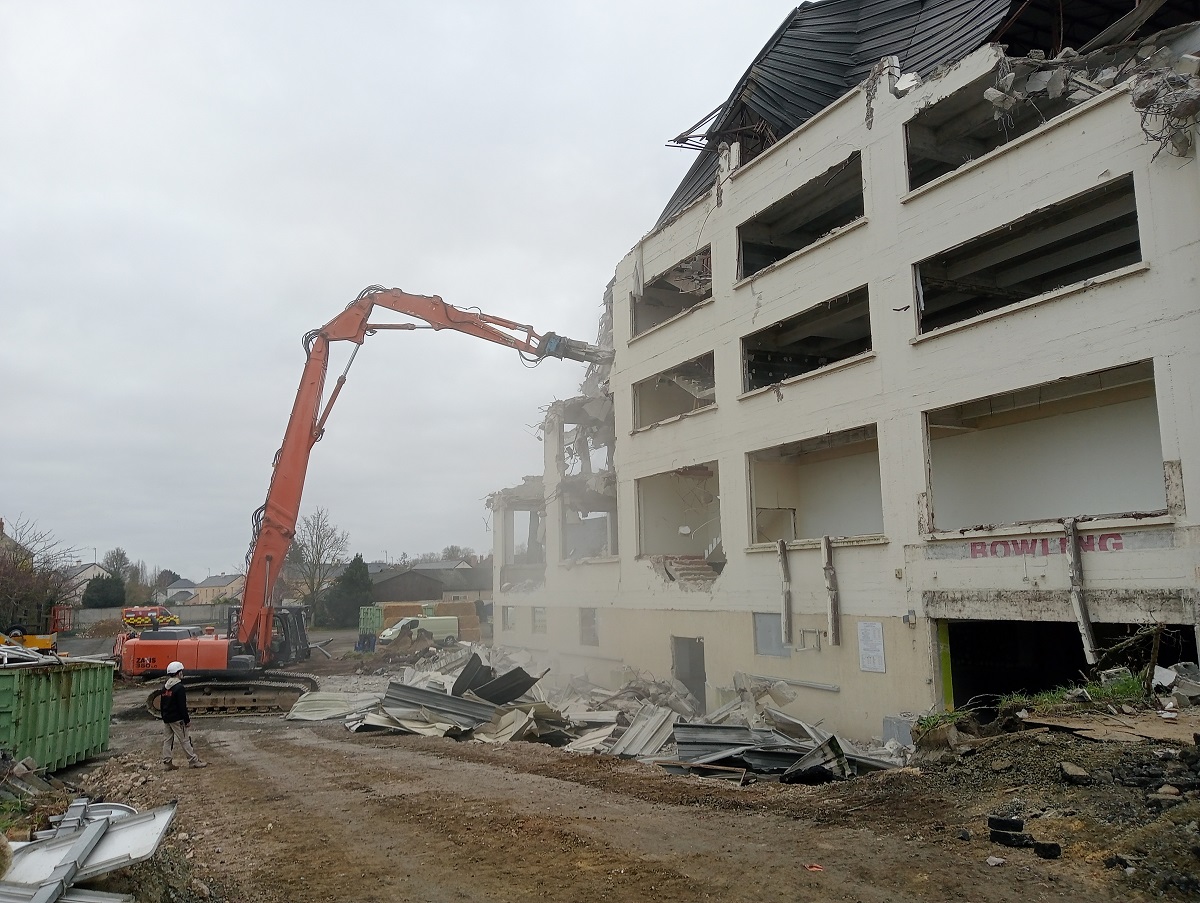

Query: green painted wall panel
left=0, top=662, right=113, bottom=771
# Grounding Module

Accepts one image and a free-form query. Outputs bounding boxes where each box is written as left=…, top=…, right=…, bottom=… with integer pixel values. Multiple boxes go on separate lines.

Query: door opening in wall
left=943, top=619, right=1198, bottom=715
left=672, top=635, right=707, bottom=711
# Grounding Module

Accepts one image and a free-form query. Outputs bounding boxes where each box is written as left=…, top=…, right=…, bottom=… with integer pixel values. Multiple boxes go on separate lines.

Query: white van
left=378, top=616, right=459, bottom=646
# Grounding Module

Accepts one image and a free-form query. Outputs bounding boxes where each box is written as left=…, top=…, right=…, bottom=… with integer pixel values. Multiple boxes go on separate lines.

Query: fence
left=71, top=604, right=231, bottom=630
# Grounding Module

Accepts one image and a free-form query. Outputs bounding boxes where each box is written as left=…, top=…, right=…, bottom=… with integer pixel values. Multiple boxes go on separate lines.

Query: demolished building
left=488, top=0, right=1200, bottom=737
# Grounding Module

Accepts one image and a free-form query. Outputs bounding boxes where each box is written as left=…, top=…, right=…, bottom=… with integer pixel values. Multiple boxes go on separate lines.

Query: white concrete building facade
left=491, top=10, right=1200, bottom=738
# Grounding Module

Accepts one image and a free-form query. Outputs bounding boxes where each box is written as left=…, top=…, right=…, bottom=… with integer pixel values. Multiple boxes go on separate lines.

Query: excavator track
left=146, top=671, right=321, bottom=717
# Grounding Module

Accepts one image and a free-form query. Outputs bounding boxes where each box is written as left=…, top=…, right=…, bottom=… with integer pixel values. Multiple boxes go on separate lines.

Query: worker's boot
left=189, top=760, right=208, bottom=768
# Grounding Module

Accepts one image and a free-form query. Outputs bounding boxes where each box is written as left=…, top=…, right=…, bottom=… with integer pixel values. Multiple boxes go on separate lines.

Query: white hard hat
left=166, top=661, right=184, bottom=674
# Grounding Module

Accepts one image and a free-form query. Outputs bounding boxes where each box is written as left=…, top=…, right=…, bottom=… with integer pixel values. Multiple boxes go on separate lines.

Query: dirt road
left=49, top=632, right=1190, bottom=901
left=75, top=699, right=1161, bottom=903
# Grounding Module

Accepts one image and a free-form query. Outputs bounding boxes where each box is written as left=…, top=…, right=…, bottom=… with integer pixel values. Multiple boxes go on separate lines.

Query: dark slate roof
left=195, top=573, right=241, bottom=588
left=656, top=0, right=1197, bottom=227
left=412, top=559, right=473, bottom=570
left=167, top=578, right=196, bottom=590
left=370, top=565, right=492, bottom=593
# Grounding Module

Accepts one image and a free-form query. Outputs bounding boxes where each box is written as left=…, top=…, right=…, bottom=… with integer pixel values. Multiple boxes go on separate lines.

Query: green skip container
left=358, top=605, right=383, bottom=634
left=0, top=661, right=114, bottom=772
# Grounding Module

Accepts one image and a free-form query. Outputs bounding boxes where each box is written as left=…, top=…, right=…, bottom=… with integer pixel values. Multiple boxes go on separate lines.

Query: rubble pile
left=983, top=23, right=1200, bottom=157
left=302, top=650, right=907, bottom=783
left=1153, top=661, right=1200, bottom=711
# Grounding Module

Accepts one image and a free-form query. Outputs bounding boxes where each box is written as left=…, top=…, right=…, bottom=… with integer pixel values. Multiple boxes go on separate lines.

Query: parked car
left=378, top=616, right=459, bottom=646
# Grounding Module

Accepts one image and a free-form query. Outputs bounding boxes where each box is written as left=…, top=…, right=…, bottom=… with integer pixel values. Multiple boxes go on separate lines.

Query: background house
left=371, top=562, right=493, bottom=605
left=190, top=573, right=244, bottom=605
left=63, top=562, right=111, bottom=606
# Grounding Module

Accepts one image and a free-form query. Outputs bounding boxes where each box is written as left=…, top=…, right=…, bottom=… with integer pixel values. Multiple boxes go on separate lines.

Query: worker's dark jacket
left=160, top=676, right=190, bottom=724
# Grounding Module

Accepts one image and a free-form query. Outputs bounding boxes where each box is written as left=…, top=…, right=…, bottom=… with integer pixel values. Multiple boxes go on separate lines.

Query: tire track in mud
left=185, top=723, right=1130, bottom=903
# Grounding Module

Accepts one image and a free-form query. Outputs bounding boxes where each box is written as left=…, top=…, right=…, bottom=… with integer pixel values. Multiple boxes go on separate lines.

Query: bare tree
left=124, top=559, right=153, bottom=606
left=0, top=515, right=81, bottom=630
left=101, top=547, right=131, bottom=581
left=287, top=508, right=349, bottom=624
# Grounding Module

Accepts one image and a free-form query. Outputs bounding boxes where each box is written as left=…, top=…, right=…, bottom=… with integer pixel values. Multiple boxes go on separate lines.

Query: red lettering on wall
left=961, top=532, right=1127, bottom=560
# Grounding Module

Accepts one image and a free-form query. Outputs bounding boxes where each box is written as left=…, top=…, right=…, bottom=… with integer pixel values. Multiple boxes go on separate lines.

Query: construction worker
left=160, top=661, right=207, bottom=768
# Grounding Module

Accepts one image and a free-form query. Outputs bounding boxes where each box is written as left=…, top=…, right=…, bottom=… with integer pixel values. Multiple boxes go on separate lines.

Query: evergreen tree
left=81, top=574, right=126, bottom=609
left=321, top=553, right=372, bottom=628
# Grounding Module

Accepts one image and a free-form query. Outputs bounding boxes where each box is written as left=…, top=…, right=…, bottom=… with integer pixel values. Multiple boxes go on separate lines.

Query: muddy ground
left=34, top=636, right=1200, bottom=902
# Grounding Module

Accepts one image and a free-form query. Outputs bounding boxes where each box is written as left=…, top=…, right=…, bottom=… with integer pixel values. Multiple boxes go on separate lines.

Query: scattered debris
left=0, top=795, right=174, bottom=903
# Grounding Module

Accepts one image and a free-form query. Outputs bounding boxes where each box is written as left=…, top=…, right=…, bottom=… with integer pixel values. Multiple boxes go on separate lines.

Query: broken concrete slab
left=1059, top=761, right=1092, bottom=785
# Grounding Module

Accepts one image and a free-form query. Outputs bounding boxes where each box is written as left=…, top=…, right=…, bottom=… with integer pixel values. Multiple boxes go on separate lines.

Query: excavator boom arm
left=237, top=286, right=610, bottom=656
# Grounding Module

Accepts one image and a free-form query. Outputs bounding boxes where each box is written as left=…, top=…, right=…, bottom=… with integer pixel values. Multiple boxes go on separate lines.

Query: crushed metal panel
left=0, top=886, right=134, bottom=903
left=383, top=680, right=498, bottom=723
left=565, top=724, right=621, bottom=753
left=450, top=653, right=491, bottom=697
left=781, top=736, right=852, bottom=782
left=608, top=705, right=679, bottom=758
left=285, top=691, right=382, bottom=721
left=672, top=723, right=798, bottom=761
left=472, top=667, right=548, bottom=706
left=653, top=760, right=749, bottom=783
left=4, top=804, right=176, bottom=886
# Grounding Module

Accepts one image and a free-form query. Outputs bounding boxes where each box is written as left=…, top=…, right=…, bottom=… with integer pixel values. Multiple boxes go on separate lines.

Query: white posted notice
left=858, top=621, right=885, bottom=673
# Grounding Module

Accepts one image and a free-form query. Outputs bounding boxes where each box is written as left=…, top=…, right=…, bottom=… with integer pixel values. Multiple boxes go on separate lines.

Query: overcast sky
left=1, top=2, right=797, bottom=579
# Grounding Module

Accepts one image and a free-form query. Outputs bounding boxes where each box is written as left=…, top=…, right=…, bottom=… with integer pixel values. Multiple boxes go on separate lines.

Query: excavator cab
left=225, top=605, right=311, bottom=667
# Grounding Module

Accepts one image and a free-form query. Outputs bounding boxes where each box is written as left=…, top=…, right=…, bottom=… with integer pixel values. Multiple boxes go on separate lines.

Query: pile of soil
left=79, top=619, right=124, bottom=639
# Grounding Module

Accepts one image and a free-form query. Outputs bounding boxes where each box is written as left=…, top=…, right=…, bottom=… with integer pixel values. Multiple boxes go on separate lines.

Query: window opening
left=742, top=286, right=871, bottom=391
left=915, top=175, right=1140, bottom=333
left=749, top=426, right=883, bottom=541
left=636, top=462, right=722, bottom=567
left=927, top=362, right=1165, bottom=529
left=739, top=152, right=864, bottom=279
left=633, top=352, right=715, bottom=429
left=753, top=612, right=789, bottom=657
left=580, top=608, right=599, bottom=647
left=632, top=247, right=712, bottom=336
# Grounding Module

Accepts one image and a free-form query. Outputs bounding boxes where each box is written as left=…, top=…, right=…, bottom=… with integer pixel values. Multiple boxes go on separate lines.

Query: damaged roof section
left=658, top=0, right=1200, bottom=226
left=909, top=22, right=1200, bottom=187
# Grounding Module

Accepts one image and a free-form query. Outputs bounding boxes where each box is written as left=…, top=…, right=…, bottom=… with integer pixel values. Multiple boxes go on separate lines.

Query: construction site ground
left=46, top=631, right=1200, bottom=902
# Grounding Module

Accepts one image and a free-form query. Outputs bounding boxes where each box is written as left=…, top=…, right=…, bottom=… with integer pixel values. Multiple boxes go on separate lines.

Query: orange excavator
left=116, top=285, right=610, bottom=714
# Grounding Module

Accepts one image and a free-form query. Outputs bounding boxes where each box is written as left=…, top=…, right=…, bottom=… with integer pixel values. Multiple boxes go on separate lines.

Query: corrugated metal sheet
left=672, top=723, right=798, bottom=761
left=382, top=680, right=497, bottom=726
left=608, top=704, right=678, bottom=758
